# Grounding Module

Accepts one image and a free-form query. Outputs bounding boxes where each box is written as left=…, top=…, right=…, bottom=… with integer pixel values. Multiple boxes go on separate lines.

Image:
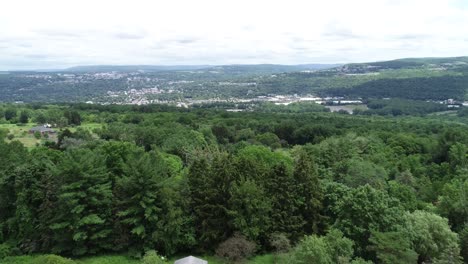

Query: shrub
left=142, top=250, right=166, bottom=264
left=268, top=233, right=291, bottom=253
left=34, top=131, right=41, bottom=139
left=0, top=243, right=12, bottom=259
left=7, top=134, right=14, bottom=140
left=216, top=233, right=257, bottom=262
left=289, top=229, right=354, bottom=264
left=31, top=254, right=76, bottom=264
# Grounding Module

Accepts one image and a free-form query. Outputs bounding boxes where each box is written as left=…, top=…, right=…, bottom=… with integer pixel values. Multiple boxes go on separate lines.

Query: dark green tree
left=19, top=111, right=29, bottom=124
left=332, top=185, right=404, bottom=259
left=64, top=110, right=81, bottom=126
left=266, top=162, right=304, bottom=241
left=116, top=151, right=166, bottom=254
left=188, top=153, right=234, bottom=249
left=228, top=179, right=272, bottom=241
left=4, top=108, right=16, bottom=121
left=293, top=151, right=324, bottom=234
left=50, top=149, right=113, bottom=256
left=368, top=231, right=418, bottom=264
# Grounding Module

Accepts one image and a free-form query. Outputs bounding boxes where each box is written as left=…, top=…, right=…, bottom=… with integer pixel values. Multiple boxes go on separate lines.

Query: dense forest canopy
left=0, top=103, right=467, bottom=263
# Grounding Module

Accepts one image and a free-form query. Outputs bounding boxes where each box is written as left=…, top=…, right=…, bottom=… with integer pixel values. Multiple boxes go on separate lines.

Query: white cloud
left=1, top=0, right=468, bottom=69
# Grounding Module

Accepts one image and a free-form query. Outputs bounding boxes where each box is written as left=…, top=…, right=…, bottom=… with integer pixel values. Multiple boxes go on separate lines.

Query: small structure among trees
left=28, top=125, right=56, bottom=135
left=174, top=256, right=208, bottom=264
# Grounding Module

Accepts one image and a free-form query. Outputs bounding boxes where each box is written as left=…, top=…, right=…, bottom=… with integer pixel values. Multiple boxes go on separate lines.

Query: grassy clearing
left=0, top=122, right=103, bottom=148
left=0, top=123, right=47, bottom=148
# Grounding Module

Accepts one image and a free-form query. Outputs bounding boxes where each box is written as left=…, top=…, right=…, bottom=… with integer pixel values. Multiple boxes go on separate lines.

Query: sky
left=1, top=0, right=468, bottom=70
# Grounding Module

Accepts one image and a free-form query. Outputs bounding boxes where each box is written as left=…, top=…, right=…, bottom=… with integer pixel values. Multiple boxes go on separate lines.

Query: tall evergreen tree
left=266, top=162, right=304, bottom=241
left=19, top=111, right=29, bottom=124
left=293, top=151, right=324, bottom=235
left=50, top=149, right=113, bottom=256
left=116, top=151, right=165, bottom=254
left=188, top=153, right=234, bottom=249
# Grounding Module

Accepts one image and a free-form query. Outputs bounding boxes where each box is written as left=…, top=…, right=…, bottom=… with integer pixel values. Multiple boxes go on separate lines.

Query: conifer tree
left=293, top=151, right=324, bottom=234
left=266, top=162, right=304, bottom=241
left=50, top=149, right=113, bottom=256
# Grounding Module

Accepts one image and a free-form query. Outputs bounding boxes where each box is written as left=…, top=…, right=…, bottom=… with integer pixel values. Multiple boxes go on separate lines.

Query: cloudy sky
left=1, top=0, right=468, bottom=70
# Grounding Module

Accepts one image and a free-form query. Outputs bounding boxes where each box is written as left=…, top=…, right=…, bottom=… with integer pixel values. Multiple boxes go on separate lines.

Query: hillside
left=259, top=56, right=468, bottom=100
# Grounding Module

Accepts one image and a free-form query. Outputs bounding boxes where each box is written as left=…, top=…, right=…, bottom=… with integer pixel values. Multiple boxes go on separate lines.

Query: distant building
left=174, top=256, right=208, bottom=264
left=29, top=125, right=56, bottom=135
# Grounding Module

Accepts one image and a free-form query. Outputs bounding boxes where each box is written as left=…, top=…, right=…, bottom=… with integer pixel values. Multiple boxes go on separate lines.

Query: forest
left=0, top=103, right=467, bottom=263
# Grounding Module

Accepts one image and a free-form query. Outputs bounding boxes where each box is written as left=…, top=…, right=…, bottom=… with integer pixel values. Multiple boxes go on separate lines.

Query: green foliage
left=19, top=111, right=29, bottom=124
left=0, top=243, right=13, bottom=259
left=268, top=233, right=291, bottom=254
left=31, top=254, right=76, bottom=264
left=228, top=179, right=272, bottom=241
left=403, top=210, right=462, bottom=263
left=364, top=98, right=449, bottom=116
left=50, top=149, right=113, bottom=256
left=188, top=154, right=234, bottom=248
left=1, top=103, right=468, bottom=261
left=142, top=250, right=166, bottom=264
left=215, top=233, right=257, bottom=263
left=289, top=229, right=354, bottom=264
left=33, top=131, right=41, bottom=139
left=293, top=151, right=324, bottom=234
left=368, top=231, right=418, bottom=264
left=64, top=110, right=81, bottom=126
left=255, top=132, right=281, bottom=149
left=341, top=159, right=387, bottom=189
left=266, top=162, right=304, bottom=240
left=5, top=108, right=17, bottom=120
left=437, top=176, right=468, bottom=231
left=331, top=185, right=404, bottom=258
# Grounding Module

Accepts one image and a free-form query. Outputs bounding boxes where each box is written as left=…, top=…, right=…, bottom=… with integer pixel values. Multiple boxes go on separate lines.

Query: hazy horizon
left=1, top=0, right=468, bottom=70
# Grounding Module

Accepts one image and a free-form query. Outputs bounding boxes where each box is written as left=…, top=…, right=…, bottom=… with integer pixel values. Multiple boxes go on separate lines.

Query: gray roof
left=29, top=126, right=56, bottom=133
left=174, top=256, right=208, bottom=264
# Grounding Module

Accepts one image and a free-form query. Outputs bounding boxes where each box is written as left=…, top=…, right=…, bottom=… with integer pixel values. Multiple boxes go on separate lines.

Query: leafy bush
left=289, top=229, right=354, bottom=264
left=34, top=131, right=41, bottom=139
left=0, top=243, right=12, bottom=259
left=268, top=233, right=291, bottom=253
left=142, top=250, right=166, bottom=264
left=216, top=233, right=257, bottom=262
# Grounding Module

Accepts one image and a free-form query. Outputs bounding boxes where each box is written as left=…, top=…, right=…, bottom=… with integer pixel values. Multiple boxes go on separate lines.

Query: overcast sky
left=1, top=0, right=468, bottom=70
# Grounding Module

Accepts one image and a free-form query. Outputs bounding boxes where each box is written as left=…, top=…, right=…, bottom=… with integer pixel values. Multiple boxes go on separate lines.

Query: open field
left=0, top=122, right=103, bottom=148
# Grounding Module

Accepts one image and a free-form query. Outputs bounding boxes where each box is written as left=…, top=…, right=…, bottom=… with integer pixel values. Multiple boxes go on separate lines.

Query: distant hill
left=65, top=64, right=341, bottom=74
left=201, top=64, right=342, bottom=75
left=262, top=56, right=468, bottom=100
left=65, top=65, right=212, bottom=72
left=335, top=56, right=468, bottom=73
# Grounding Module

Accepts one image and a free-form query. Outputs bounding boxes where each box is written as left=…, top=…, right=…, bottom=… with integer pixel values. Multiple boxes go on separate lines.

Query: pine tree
left=293, top=151, right=324, bottom=235
left=116, top=151, right=165, bottom=254
left=188, top=153, right=234, bottom=249
left=50, top=149, right=113, bottom=256
left=266, top=162, right=304, bottom=241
